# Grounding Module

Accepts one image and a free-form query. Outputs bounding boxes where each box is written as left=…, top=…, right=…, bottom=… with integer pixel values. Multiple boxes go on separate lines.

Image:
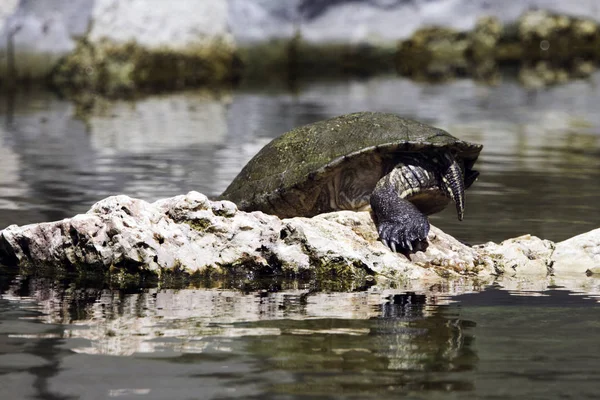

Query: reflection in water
left=2, top=277, right=466, bottom=358
left=0, top=90, right=228, bottom=225
left=1, top=71, right=600, bottom=398
left=2, top=277, right=600, bottom=399
left=0, top=276, right=477, bottom=399
left=1, top=72, right=600, bottom=243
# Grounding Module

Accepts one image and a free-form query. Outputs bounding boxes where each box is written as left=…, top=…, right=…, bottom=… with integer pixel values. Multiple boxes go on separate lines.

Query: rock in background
left=0, top=0, right=237, bottom=92
left=230, top=0, right=600, bottom=44
left=2, top=0, right=600, bottom=90
left=0, top=0, right=84, bottom=82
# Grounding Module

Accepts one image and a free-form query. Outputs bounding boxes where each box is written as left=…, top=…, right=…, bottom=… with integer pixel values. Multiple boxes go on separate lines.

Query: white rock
left=0, top=0, right=233, bottom=80
left=0, top=1, right=77, bottom=79
left=479, top=234, right=555, bottom=276
left=3, top=191, right=595, bottom=283
left=89, top=0, right=233, bottom=50
left=0, top=0, right=18, bottom=33
left=231, top=0, right=600, bottom=44
left=0, top=191, right=484, bottom=280
left=552, top=228, right=600, bottom=276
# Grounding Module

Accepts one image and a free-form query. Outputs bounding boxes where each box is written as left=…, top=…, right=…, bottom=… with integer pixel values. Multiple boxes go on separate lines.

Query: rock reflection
left=3, top=276, right=600, bottom=399
left=0, top=275, right=479, bottom=398
left=0, top=89, right=230, bottom=225
left=244, top=292, right=477, bottom=396
left=1, top=73, right=600, bottom=243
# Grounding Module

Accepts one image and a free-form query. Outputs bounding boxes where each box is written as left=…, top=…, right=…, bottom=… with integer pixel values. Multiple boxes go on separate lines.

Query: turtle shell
left=220, top=112, right=482, bottom=218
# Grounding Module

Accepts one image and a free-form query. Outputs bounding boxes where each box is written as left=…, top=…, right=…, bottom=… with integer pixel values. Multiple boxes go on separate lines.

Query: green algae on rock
left=396, top=10, right=600, bottom=84
left=51, top=38, right=241, bottom=96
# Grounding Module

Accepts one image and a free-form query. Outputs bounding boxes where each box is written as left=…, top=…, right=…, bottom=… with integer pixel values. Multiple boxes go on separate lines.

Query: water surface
left=1, top=74, right=599, bottom=243
left=1, top=73, right=600, bottom=399
left=0, top=278, right=599, bottom=399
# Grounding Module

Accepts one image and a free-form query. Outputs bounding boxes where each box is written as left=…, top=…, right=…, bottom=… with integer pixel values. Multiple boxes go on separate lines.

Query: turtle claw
left=376, top=219, right=429, bottom=254
left=371, top=183, right=432, bottom=254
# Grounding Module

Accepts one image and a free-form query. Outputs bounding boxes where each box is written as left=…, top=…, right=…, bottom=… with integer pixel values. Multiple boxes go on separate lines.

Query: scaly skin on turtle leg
left=370, top=153, right=466, bottom=253
left=370, top=182, right=430, bottom=253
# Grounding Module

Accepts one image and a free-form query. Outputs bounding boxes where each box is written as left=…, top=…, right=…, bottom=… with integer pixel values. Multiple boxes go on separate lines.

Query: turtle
left=220, top=111, right=482, bottom=253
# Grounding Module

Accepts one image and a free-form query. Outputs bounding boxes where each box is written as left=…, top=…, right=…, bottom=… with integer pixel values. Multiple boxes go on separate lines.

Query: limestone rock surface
left=0, top=0, right=233, bottom=82
left=552, top=228, right=600, bottom=276
left=1, top=191, right=597, bottom=283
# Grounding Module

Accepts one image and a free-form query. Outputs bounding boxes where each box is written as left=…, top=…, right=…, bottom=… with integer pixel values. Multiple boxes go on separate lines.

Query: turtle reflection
left=375, top=292, right=478, bottom=374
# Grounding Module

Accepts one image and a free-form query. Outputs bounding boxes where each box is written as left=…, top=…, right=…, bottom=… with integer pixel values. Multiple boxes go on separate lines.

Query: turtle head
left=440, top=152, right=466, bottom=221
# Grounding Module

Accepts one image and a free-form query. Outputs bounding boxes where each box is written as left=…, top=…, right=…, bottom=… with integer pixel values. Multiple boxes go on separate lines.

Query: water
left=0, top=278, right=599, bottom=399
left=1, top=75, right=600, bottom=243
left=1, top=71, right=600, bottom=398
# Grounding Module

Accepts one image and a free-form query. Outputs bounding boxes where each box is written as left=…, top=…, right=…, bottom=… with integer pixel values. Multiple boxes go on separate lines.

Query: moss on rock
left=397, top=27, right=470, bottom=81
left=396, top=10, right=600, bottom=85
left=517, top=10, right=600, bottom=62
left=51, top=38, right=241, bottom=96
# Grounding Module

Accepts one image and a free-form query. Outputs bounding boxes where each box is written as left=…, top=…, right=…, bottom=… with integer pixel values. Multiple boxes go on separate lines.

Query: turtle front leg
left=370, top=181, right=430, bottom=253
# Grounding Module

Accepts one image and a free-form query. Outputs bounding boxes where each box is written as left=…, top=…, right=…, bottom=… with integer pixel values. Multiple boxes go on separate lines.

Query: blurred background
left=1, top=0, right=599, bottom=244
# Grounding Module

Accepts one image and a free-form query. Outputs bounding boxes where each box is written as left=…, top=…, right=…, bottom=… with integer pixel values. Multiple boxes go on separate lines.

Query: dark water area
left=1, top=72, right=600, bottom=398
left=0, top=278, right=599, bottom=399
